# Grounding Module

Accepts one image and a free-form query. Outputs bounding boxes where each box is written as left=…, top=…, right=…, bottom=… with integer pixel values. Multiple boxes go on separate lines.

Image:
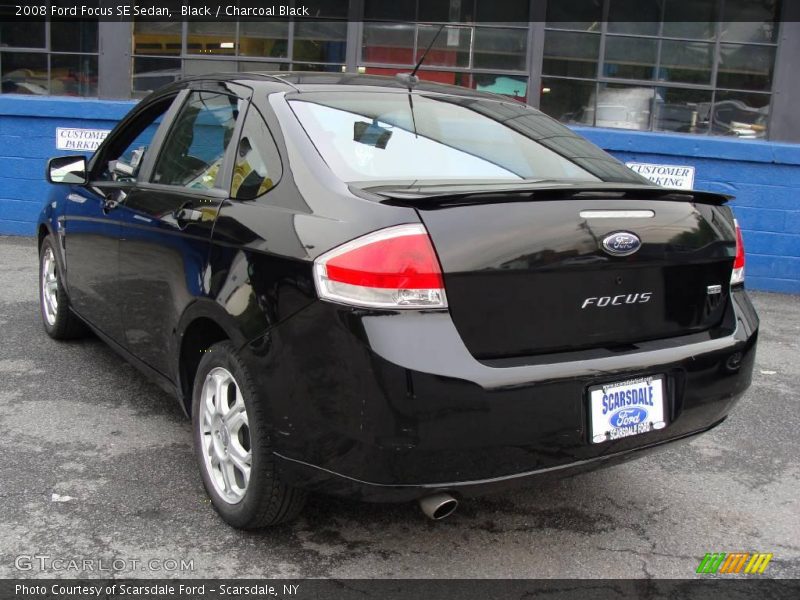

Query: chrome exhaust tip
left=419, top=493, right=458, bottom=520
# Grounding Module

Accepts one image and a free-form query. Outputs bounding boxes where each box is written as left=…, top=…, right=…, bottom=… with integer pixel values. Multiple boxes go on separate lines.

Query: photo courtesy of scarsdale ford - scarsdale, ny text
left=15, top=583, right=302, bottom=597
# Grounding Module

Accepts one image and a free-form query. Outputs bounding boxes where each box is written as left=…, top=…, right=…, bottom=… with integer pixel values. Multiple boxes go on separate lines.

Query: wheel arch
left=37, top=223, right=50, bottom=252
left=37, top=223, right=69, bottom=290
left=176, top=299, right=252, bottom=416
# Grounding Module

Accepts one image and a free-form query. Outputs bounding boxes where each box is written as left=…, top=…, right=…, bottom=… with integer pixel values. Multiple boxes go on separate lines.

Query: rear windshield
left=287, top=91, right=643, bottom=185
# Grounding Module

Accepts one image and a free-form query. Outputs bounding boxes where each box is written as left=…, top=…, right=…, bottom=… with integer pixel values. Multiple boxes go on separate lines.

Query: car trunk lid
left=363, top=184, right=737, bottom=358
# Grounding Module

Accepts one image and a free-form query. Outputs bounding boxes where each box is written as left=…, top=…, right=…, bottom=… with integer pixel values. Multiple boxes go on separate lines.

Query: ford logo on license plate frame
left=588, top=375, right=667, bottom=444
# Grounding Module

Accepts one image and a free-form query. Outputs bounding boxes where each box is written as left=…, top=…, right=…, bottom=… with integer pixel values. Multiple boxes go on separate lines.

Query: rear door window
left=231, top=105, right=282, bottom=200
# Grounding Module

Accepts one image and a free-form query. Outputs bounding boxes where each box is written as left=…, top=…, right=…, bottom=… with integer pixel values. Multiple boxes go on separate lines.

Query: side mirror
left=47, top=156, right=88, bottom=185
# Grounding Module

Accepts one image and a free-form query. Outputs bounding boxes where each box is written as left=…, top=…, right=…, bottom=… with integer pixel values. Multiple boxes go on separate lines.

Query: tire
left=39, top=236, right=88, bottom=340
left=192, top=341, right=306, bottom=528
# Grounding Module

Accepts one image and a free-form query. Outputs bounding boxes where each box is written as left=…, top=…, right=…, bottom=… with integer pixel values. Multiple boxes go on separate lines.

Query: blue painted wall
left=1, top=95, right=799, bottom=293
left=0, top=96, right=135, bottom=235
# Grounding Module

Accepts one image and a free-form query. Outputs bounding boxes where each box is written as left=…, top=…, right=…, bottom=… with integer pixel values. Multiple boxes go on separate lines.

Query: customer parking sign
left=56, top=128, right=111, bottom=152
left=626, top=161, right=696, bottom=189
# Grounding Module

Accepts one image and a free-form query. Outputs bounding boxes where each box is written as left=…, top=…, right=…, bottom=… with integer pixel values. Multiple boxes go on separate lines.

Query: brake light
left=731, top=218, right=745, bottom=285
left=313, top=224, right=447, bottom=309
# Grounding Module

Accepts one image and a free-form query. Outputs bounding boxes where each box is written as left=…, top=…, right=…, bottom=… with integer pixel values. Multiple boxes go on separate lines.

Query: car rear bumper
left=243, top=287, right=758, bottom=502
left=272, top=418, right=724, bottom=502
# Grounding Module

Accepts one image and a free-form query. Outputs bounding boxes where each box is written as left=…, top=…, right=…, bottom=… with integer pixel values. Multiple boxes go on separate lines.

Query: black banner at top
left=0, top=0, right=790, bottom=23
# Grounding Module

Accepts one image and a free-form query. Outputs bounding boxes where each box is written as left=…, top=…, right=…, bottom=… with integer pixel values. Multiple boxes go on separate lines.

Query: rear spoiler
left=353, top=184, right=733, bottom=208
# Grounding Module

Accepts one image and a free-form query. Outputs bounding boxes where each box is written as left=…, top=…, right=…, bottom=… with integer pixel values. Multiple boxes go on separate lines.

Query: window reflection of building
left=0, top=0, right=790, bottom=140
left=0, top=19, right=98, bottom=96
left=360, top=21, right=529, bottom=103
left=131, top=18, right=348, bottom=97
left=542, top=0, right=781, bottom=138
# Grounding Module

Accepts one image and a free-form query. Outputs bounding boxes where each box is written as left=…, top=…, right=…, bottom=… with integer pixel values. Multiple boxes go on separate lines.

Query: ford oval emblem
left=602, top=231, right=642, bottom=257
left=609, top=407, right=648, bottom=428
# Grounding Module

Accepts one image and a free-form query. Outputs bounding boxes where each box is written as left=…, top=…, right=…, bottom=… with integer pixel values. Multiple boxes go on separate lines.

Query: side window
left=95, top=96, right=175, bottom=183
left=151, top=91, right=240, bottom=190
left=231, top=106, right=282, bottom=200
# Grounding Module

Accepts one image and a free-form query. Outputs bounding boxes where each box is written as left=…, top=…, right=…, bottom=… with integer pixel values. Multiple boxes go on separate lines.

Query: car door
left=116, top=82, right=251, bottom=377
left=64, top=91, right=182, bottom=344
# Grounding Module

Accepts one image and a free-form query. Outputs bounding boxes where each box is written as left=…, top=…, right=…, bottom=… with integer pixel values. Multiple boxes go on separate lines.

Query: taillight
left=731, top=218, right=745, bottom=285
left=313, top=224, right=447, bottom=309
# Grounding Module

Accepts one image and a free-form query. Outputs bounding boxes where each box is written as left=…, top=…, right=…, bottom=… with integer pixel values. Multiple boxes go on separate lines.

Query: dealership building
left=1, top=0, right=799, bottom=292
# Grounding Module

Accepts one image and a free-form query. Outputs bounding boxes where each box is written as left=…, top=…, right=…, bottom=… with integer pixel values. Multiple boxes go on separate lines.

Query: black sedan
left=39, top=73, right=758, bottom=528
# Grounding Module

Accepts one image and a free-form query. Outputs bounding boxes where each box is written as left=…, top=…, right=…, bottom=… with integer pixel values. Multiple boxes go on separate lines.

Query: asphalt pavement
left=0, top=235, right=798, bottom=579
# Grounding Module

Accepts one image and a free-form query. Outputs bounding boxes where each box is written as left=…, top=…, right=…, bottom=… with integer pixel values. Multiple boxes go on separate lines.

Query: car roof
left=173, top=71, right=512, bottom=102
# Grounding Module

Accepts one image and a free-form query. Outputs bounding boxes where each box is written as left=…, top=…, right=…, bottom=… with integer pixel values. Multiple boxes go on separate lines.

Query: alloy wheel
left=41, top=246, right=59, bottom=326
left=199, top=367, right=252, bottom=504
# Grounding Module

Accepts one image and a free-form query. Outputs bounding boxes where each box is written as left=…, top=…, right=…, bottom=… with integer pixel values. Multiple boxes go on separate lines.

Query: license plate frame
left=588, top=375, right=667, bottom=444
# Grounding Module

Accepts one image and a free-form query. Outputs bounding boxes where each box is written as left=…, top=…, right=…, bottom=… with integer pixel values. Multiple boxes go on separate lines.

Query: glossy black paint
left=38, top=73, right=759, bottom=503
left=239, top=287, right=756, bottom=499
left=417, top=198, right=738, bottom=357
left=116, top=184, right=223, bottom=374
left=58, top=184, right=125, bottom=342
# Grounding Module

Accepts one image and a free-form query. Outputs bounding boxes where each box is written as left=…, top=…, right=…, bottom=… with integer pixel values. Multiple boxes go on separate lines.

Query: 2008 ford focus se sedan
left=38, top=73, right=758, bottom=528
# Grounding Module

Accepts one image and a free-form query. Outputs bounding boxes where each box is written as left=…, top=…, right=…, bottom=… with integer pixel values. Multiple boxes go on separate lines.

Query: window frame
left=0, top=17, right=100, bottom=97
left=537, top=0, right=782, bottom=138
left=88, top=88, right=187, bottom=187
left=146, top=82, right=253, bottom=195
left=130, top=17, right=349, bottom=98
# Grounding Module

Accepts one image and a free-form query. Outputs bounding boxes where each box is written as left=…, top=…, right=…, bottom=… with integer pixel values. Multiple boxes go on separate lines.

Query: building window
left=359, top=0, right=530, bottom=103
left=541, top=0, right=781, bottom=138
left=0, top=18, right=98, bottom=96
left=132, top=12, right=348, bottom=97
